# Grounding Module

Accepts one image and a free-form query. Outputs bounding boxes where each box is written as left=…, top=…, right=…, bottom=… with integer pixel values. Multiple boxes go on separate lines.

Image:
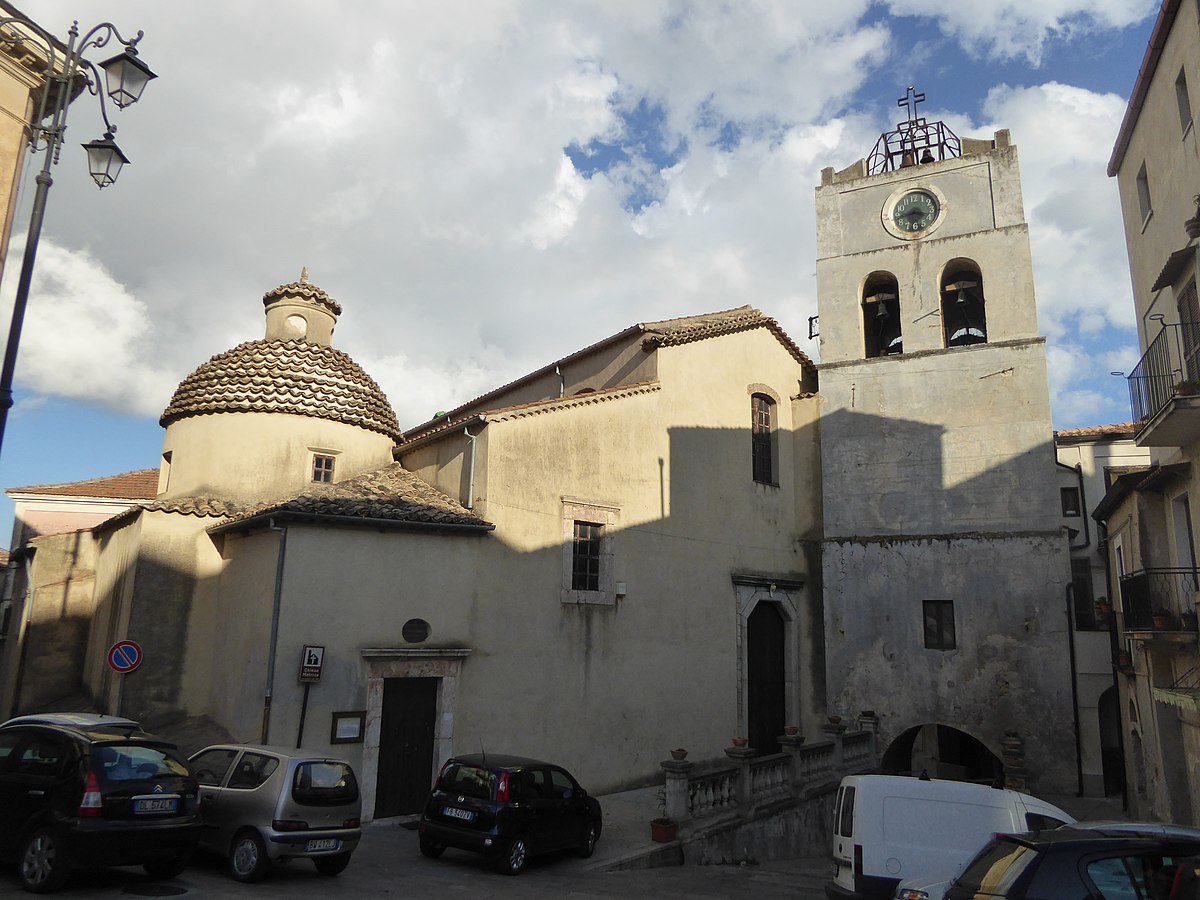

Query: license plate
left=306, top=838, right=340, bottom=852
left=442, top=806, right=474, bottom=821
left=133, top=796, right=179, bottom=814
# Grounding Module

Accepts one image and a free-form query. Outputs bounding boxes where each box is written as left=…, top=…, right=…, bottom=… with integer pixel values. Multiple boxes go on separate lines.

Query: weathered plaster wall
left=160, top=412, right=395, bottom=503
left=7, top=530, right=97, bottom=711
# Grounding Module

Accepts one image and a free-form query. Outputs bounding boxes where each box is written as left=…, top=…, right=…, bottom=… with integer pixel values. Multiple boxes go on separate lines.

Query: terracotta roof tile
left=641, top=306, right=816, bottom=373
left=404, top=306, right=813, bottom=439
left=218, top=463, right=488, bottom=529
left=262, top=278, right=342, bottom=316
left=161, top=339, right=400, bottom=440
left=1054, top=423, right=1139, bottom=440
left=402, top=382, right=660, bottom=445
left=8, top=469, right=158, bottom=500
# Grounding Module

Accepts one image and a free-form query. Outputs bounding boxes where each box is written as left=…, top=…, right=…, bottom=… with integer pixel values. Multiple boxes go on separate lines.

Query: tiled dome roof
left=161, top=339, right=401, bottom=440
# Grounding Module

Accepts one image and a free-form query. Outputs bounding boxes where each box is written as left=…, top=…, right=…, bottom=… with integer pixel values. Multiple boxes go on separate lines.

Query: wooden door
left=375, top=677, right=437, bottom=817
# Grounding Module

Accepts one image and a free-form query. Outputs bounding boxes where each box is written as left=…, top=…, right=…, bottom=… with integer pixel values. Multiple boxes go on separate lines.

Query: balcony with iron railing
left=1118, top=568, right=1200, bottom=641
left=1126, top=323, right=1200, bottom=447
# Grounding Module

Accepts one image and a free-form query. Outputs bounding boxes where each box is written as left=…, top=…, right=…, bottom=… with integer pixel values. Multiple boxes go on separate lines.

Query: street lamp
left=0, top=16, right=155, bottom=459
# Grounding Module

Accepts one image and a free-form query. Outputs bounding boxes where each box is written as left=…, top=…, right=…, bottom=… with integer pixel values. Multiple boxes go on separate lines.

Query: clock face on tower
left=891, top=190, right=940, bottom=233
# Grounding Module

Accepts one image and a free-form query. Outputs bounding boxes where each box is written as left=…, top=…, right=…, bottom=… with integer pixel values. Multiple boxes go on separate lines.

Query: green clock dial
left=892, top=190, right=939, bottom=233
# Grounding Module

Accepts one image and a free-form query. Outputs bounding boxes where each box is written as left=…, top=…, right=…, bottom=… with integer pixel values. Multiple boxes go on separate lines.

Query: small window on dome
left=312, top=454, right=335, bottom=483
left=284, top=314, right=308, bottom=340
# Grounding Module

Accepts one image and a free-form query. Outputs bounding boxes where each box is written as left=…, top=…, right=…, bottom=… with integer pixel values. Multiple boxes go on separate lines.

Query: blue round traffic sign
left=107, top=640, right=143, bottom=674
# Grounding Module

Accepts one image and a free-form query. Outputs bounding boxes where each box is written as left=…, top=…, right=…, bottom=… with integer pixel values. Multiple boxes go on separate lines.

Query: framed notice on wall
left=330, top=710, right=365, bottom=744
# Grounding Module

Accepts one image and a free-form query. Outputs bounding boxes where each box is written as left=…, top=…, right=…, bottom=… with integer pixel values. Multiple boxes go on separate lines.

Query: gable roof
left=209, top=462, right=491, bottom=534
left=8, top=469, right=158, bottom=501
left=404, top=306, right=813, bottom=441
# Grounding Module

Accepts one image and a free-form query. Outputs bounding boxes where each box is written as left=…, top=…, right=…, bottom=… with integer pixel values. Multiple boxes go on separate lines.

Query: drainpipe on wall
left=1065, top=582, right=1084, bottom=796
left=261, top=519, right=288, bottom=744
left=555, top=365, right=564, bottom=398
left=464, top=428, right=477, bottom=510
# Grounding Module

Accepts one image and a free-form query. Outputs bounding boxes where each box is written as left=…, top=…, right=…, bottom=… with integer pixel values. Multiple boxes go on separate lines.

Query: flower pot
left=1153, top=614, right=1171, bottom=630
left=650, top=819, right=677, bottom=843
left=783, top=725, right=799, bottom=736
left=670, top=748, right=688, bottom=761
left=731, top=737, right=748, bottom=748
left=1117, top=651, right=1132, bottom=668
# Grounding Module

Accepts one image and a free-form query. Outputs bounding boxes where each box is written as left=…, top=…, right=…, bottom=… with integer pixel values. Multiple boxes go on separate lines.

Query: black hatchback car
left=0, top=714, right=200, bottom=893
left=417, top=753, right=602, bottom=875
left=944, top=827, right=1200, bottom=899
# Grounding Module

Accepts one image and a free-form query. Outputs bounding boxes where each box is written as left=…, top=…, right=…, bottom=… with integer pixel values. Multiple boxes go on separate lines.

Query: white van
left=826, top=774, right=1074, bottom=900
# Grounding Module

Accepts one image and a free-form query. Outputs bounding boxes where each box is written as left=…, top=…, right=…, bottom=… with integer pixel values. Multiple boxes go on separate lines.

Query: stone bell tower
left=814, top=88, right=1075, bottom=792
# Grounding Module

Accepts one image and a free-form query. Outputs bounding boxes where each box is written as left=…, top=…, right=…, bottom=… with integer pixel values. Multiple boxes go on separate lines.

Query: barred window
left=752, top=394, right=774, bottom=484
left=571, top=521, right=602, bottom=591
left=312, top=454, right=335, bottom=483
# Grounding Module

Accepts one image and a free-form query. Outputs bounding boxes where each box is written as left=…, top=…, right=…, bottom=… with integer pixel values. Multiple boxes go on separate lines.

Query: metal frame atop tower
left=866, top=87, right=961, bottom=176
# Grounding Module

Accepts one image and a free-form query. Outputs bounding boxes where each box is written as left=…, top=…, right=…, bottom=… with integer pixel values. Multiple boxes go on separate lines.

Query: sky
left=0, top=0, right=1164, bottom=542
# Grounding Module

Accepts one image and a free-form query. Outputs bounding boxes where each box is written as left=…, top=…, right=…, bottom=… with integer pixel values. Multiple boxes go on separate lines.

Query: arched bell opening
left=941, top=261, right=987, bottom=347
left=863, top=272, right=902, bottom=358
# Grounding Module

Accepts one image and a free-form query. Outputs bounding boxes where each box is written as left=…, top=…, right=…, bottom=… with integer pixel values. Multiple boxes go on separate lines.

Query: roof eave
left=1108, top=0, right=1180, bottom=177
left=208, top=510, right=494, bottom=537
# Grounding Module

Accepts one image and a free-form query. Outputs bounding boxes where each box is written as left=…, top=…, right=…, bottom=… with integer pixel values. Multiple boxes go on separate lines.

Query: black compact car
left=0, top=714, right=200, bottom=893
left=417, top=753, right=602, bottom=875
left=944, top=827, right=1200, bottom=899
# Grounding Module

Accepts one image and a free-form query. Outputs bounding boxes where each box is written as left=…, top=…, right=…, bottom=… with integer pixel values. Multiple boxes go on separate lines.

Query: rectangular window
left=1060, top=487, right=1081, bottom=517
left=312, top=454, right=335, bottom=483
left=1178, top=68, right=1194, bottom=135
left=1072, top=558, right=1099, bottom=630
left=1136, top=163, right=1152, bottom=225
left=752, top=395, right=773, bottom=484
left=571, top=521, right=602, bottom=591
left=923, top=598, right=956, bottom=650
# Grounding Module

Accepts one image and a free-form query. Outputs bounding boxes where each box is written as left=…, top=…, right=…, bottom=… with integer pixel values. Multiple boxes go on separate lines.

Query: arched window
left=751, top=393, right=775, bottom=484
left=941, top=262, right=987, bottom=347
left=862, top=272, right=902, bottom=358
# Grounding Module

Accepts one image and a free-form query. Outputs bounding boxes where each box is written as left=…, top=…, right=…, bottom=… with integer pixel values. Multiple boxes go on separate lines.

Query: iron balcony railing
left=1127, top=323, right=1200, bottom=425
left=1118, top=567, right=1200, bottom=632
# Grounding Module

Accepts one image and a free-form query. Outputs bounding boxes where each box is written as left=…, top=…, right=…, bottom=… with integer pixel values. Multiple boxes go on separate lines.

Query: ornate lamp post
left=0, top=16, right=155, bottom=459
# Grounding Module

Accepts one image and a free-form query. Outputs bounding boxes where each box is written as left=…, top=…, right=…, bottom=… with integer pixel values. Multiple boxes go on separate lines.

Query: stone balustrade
left=661, top=727, right=878, bottom=837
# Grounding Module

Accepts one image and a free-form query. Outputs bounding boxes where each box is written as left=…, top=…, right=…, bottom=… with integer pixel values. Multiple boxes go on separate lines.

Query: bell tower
left=815, top=89, right=1075, bottom=792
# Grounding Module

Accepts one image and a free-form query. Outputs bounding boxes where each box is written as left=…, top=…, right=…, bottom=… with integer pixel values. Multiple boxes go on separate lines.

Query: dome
left=161, top=338, right=401, bottom=440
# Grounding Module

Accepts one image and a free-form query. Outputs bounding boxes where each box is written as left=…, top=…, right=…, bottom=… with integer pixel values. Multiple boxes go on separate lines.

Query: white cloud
left=885, top=0, right=1155, bottom=64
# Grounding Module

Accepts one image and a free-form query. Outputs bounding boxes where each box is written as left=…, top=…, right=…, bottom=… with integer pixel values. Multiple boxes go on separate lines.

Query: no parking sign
left=107, top=640, right=142, bottom=674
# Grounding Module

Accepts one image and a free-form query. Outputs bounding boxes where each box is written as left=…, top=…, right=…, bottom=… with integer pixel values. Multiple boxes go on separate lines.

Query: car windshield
left=952, top=838, right=1039, bottom=895
left=438, top=764, right=496, bottom=800
left=292, top=761, right=358, bottom=806
left=92, top=745, right=189, bottom=783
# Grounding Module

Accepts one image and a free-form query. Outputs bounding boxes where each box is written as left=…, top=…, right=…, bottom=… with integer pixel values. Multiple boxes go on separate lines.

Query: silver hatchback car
left=188, top=743, right=361, bottom=882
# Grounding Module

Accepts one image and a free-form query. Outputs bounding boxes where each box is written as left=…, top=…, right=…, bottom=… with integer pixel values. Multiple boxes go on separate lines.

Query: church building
left=0, top=95, right=1084, bottom=818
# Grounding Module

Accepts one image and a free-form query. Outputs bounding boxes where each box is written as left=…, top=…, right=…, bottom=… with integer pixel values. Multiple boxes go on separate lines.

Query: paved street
left=0, top=822, right=833, bottom=899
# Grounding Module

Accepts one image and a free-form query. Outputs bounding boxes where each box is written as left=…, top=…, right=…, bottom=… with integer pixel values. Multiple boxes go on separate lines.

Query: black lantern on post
left=0, top=17, right=155, bottom=458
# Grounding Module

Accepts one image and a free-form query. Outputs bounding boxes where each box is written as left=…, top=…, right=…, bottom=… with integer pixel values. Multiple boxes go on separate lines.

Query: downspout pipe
left=464, top=427, right=477, bottom=510
left=555, top=365, right=564, bottom=398
left=1065, top=582, right=1084, bottom=796
left=262, top=519, right=288, bottom=744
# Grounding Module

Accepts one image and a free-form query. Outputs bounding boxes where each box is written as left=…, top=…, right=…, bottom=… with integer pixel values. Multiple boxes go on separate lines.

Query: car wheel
left=228, top=830, right=271, bottom=882
left=18, top=827, right=71, bottom=894
left=419, top=837, right=446, bottom=859
left=143, top=857, right=188, bottom=880
left=313, top=852, right=351, bottom=876
left=577, top=821, right=599, bottom=858
left=497, top=835, right=528, bottom=875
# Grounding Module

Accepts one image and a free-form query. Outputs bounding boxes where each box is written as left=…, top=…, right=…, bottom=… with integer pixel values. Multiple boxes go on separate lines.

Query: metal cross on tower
left=898, top=86, right=926, bottom=123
